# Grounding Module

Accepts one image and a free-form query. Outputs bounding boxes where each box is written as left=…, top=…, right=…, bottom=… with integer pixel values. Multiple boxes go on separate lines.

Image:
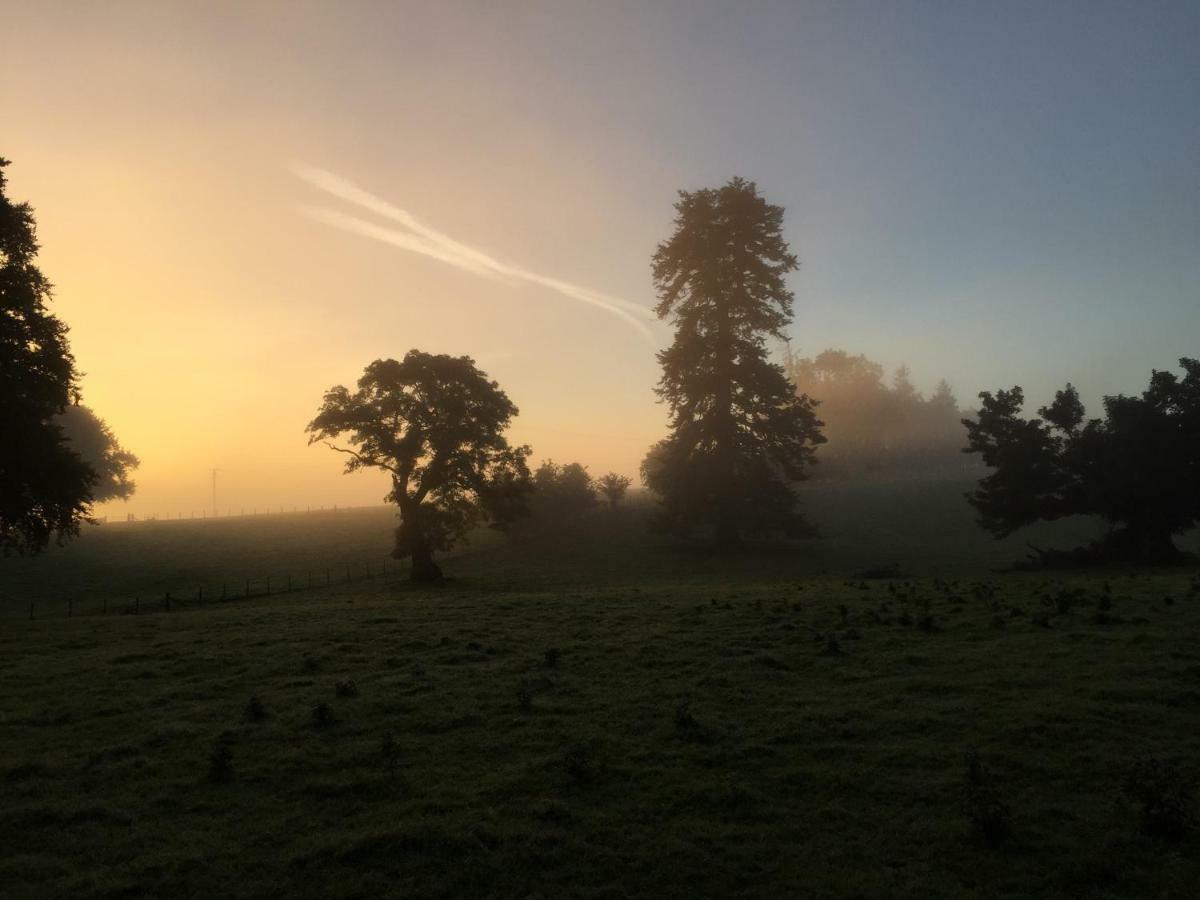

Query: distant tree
left=596, top=472, right=632, bottom=508
left=649, top=178, right=824, bottom=544
left=0, top=157, right=97, bottom=555
left=963, top=359, right=1200, bottom=563
left=307, top=352, right=532, bottom=581
left=530, top=459, right=597, bottom=520
left=784, top=347, right=970, bottom=477
left=56, top=405, right=139, bottom=502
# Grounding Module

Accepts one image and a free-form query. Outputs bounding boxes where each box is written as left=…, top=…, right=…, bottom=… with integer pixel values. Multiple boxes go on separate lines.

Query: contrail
left=290, top=162, right=658, bottom=342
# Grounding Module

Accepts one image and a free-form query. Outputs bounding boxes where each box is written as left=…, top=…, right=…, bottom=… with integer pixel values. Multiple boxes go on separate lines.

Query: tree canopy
left=648, top=177, right=825, bottom=544
left=963, top=358, right=1200, bottom=563
left=596, top=472, right=632, bottom=508
left=0, top=157, right=97, bottom=555
left=307, top=351, right=532, bottom=581
left=56, top=404, right=140, bottom=503
left=784, top=348, right=969, bottom=478
left=530, top=460, right=597, bottom=521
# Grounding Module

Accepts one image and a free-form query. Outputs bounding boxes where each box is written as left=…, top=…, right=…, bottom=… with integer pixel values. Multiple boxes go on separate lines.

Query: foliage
left=307, top=351, right=532, bottom=581
left=0, top=158, right=96, bottom=554
left=648, top=177, right=825, bottom=544
left=596, top=472, right=631, bottom=508
left=529, top=460, right=596, bottom=521
left=55, top=404, right=140, bottom=503
left=963, top=359, right=1200, bottom=562
left=784, top=348, right=970, bottom=478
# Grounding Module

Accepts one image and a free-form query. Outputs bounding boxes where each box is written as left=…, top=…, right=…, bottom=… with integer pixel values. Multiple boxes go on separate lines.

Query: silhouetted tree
left=0, top=158, right=96, bottom=554
left=784, top=347, right=971, bottom=477
left=649, top=178, right=824, bottom=544
left=963, top=359, right=1200, bottom=563
left=307, top=352, right=532, bottom=581
left=530, top=460, right=597, bottom=520
left=56, top=405, right=139, bottom=502
left=596, top=472, right=631, bottom=508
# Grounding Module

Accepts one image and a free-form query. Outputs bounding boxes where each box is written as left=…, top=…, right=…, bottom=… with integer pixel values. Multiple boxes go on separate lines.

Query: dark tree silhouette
left=307, top=352, right=532, bottom=581
left=596, top=472, right=631, bottom=508
left=963, top=358, right=1200, bottom=563
left=648, top=178, right=824, bottom=544
left=530, top=460, right=597, bottom=521
left=56, top=405, right=140, bottom=502
left=0, top=158, right=96, bottom=555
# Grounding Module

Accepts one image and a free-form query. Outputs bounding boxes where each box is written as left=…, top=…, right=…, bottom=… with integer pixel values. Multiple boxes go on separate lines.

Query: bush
left=544, top=647, right=561, bottom=669
left=334, top=680, right=358, bottom=698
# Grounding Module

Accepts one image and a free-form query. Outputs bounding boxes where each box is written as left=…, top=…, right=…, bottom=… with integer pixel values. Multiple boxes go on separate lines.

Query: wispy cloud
left=290, top=162, right=658, bottom=343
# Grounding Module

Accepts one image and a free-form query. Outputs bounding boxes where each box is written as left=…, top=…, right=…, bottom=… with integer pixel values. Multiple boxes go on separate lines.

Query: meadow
left=2, top=482, right=1198, bottom=898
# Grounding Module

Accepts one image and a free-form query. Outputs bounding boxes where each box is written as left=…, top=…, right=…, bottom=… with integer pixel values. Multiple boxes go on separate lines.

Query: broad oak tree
left=647, top=177, right=825, bottom=544
left=307, top=352, right=532, bottom=581
left=0, top=157, right=97, bottom=554
left=963, top=358, right=1200, bottom=563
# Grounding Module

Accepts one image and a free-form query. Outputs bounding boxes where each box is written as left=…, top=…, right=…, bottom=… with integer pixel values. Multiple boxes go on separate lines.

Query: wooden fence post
left=68, top=598, right=73, bottom=618
left=266, top=576, right=272, bottom=595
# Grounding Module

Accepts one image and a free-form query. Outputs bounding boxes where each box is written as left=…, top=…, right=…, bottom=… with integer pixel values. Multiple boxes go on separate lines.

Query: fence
left=23, top=554, right=408, bottom=622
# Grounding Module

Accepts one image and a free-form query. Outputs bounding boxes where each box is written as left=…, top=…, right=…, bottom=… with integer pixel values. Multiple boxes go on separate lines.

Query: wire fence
left=22, top=554, right=408, bottom=622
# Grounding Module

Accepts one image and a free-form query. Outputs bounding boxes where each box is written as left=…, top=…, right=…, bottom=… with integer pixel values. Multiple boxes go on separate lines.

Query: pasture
left=2, top=482, right=1198, bottom=898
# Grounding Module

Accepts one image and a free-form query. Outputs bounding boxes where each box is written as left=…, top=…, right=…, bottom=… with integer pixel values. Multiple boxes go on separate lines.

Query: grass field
left=2, top=482, right=1199, bottom=897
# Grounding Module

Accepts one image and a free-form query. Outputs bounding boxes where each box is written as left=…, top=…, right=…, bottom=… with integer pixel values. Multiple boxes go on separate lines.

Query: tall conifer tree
left=646, top=178, right=824, bottom=544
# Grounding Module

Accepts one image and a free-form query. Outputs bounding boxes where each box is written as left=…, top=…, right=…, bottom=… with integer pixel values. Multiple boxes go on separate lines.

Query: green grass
left=2, top=483, right=1199, bottom=897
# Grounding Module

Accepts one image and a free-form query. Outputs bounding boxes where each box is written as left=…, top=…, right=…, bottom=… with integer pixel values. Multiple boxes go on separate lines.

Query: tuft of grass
left=1119, top=755, right=1198, bottom=839
left=311, top=703, right=337, bottom=729
left=207, top=740, right=234, bottom=784
left=960, top=749, right=1013, bottom=845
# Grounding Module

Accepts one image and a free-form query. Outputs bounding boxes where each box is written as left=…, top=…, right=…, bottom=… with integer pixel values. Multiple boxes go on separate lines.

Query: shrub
left=544, top=648, right=561, bottom=669
left=335, top=680, right=358, bottom=698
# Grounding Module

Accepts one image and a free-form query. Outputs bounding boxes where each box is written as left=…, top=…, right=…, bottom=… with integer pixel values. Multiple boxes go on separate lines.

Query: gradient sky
left=5, top=1, right=1199, bottom=518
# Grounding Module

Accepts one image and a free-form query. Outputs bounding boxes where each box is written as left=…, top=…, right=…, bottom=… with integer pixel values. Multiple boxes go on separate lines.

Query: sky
left=4, top=0, right=1199, bottom=519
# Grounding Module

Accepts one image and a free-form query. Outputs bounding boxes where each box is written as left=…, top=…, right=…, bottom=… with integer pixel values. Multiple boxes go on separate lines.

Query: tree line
left=3, top=157, right=1196, bottom=573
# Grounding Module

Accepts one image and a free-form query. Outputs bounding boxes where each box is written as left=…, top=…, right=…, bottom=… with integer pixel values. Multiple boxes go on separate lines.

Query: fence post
left=30, top=600, right=34, bottom=620
left=221, top=583, right=227, bottom=600
left=345, top=564, right=350, bottom=583
left=104, top=597, right=108, bottom=615
left=198, top=587, right=203, bottom=603
left=164, top=593, right=171, bottom=612
left=135, top=597, right=139, bottom=615
left=307, top=571, right=312, bottom=588
left=245, top=577, right=250, bottom=598
left=287, top=575, right=292, bottom=592
left=68, top=598, right=73, bottom=618
left=266, top=576, right=272, bottom=595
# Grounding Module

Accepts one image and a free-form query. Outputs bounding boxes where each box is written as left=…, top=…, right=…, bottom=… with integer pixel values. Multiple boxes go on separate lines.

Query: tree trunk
left=395, top=496, right=444, bottom=583
left=409, top=536, right=443, bottom=583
